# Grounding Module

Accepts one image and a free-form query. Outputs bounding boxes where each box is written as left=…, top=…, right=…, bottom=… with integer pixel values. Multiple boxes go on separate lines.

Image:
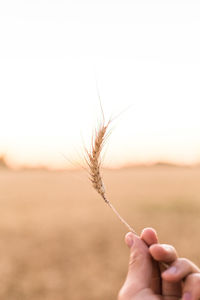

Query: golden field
left=0, top=166, right=199, bottom=300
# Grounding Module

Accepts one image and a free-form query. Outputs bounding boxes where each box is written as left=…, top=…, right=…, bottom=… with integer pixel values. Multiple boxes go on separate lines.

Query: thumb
left=123, top=232, right=153, bottom=295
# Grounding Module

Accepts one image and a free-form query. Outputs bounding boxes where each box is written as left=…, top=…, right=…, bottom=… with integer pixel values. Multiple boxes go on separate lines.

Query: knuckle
left=178, top=257, right=191, bottom=265
left=176, top=257, right=191, bottom=269
left=129, top=250, right=145, bottom=268
left=187, top=273, right=200, bottom=283
left=178, top=257, right=200, bottom=273
left=129, top=251, right=137, bottom=267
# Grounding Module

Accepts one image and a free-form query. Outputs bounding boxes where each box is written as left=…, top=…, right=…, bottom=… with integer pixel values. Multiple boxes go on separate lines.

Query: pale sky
left=0, top=0, right=200, bottom=168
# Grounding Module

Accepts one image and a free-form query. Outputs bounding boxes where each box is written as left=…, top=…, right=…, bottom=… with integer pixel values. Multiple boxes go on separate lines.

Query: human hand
left=118, top=228, right=200, bottom=300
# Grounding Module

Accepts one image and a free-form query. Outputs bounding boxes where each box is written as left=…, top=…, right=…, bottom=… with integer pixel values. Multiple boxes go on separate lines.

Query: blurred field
left=0, top=166, right=200, bottom=300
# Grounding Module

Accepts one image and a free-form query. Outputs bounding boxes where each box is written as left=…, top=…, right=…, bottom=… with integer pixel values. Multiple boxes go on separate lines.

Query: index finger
left=150, top=244, right=181, bottom=299
left=149, top=244, right=178, bottom=264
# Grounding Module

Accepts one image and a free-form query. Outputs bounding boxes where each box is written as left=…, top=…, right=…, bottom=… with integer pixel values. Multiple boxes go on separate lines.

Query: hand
left=118, top=228, right=200, bottom=300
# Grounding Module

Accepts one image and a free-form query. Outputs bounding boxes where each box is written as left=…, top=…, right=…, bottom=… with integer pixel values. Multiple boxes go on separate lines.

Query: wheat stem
left=106, top=200, right=136, bottom=234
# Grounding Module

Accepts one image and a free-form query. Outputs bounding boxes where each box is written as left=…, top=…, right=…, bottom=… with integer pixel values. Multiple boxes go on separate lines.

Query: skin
left=118, top=228, right=200, bottom=300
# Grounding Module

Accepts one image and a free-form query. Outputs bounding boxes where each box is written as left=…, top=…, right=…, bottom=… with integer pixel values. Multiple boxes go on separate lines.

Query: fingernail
left=162, top=244, right=172, bottom=251
left=182, top=292, right=191, bottom=300
left=125, top=234, right=134, bottom=248
left=163, top=266, right=177, bottom=275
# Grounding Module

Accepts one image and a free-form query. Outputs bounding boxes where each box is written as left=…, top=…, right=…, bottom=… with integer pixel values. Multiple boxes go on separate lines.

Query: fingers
left=140, top=227, right=158, bottom=246
left=149, top=243, right=181, bottom=298
left=159, top=253, right=200, bottom=300
left=162, top=258, right=200, bottom=282
left=120, top=232, right=153, bottom=296
left=149, top=244, right=178, bottom=264
left=140, top=228, right=161, bottom=294
left=182, top=273, right=200, bottom=300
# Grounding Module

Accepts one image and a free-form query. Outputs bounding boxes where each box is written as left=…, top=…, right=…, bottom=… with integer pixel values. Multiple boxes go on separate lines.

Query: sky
left=0, top=0, right=200, bottom=169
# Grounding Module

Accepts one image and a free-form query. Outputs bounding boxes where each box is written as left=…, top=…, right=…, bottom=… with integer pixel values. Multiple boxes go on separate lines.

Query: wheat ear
left=85, top=120, right=136, bottom=234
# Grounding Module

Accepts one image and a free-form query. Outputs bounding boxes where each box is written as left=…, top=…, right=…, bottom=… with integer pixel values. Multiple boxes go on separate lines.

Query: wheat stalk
left=85, top=119, right=136, bottom=234
left=85, top=115, right=169, bottom=271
